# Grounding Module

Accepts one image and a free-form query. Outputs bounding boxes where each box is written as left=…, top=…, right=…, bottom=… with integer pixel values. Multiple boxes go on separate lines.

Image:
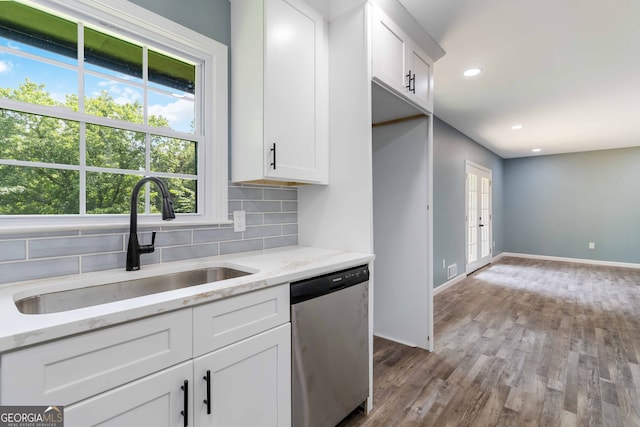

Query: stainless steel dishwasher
left=291, top=264, right=369, bottom=427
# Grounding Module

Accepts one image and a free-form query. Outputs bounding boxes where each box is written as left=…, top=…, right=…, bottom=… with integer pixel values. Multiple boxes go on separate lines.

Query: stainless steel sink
left=15, top=267, right=252, bottom=315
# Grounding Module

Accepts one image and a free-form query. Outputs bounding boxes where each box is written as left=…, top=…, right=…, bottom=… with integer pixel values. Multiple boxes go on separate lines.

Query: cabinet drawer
left=0, top=309, right=192, bottom=406
left=193, top=284, right=289, bottom=356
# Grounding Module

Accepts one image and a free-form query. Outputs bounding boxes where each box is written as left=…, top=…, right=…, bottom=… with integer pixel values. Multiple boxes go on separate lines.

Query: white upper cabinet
left=371, top=5, right=434, bottom=113
left=231, top=0, right=328, bottom=185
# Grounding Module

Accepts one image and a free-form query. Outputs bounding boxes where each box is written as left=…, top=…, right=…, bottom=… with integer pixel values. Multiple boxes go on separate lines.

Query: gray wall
left=504, top=147, right=640, bottom=263
left=129, top=0, right=230, bottom=45
left=433, top=117, right=504, bottom=287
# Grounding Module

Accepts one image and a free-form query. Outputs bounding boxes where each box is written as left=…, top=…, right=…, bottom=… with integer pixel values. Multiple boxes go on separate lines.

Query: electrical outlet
left=233, top=210, right=246, bottom=232
left=442, top=259, right=446, bottom=269
left=588, top=242, right=595, bottom=249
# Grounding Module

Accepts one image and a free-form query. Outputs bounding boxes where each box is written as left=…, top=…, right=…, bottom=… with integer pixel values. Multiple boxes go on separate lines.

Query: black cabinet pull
left=181, top=380, right=189, bottom=427
left=203, top=370, right=211, bottom=415
left=410, top=72, right=416, bottom=93
left=270, top=143, right=277, bottom=170
left=406, top=70, right=416, bottom=94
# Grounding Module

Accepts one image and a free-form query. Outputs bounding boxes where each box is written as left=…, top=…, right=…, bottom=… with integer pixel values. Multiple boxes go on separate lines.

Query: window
left=0, top=0, right=228, bottom=227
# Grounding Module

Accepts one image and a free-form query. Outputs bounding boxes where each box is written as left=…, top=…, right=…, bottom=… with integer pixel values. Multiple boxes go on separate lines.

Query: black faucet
left=126, top=177, right=176, bottom=271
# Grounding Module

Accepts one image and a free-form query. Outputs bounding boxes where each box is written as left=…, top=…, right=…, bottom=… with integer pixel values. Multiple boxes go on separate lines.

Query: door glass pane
left=467, top=172, right=478, bottom=263
left=480, top=177, right=490, bottom=258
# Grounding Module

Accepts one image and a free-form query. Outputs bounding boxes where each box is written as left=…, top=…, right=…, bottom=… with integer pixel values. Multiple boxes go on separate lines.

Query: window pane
left=86, top=172, right=140, bottom=214
left=84, top=74, right=143, bottom=123
left=148, top=90, right=195, bottom=133
left=86, top=123, right=145, bottom=170
left=0, top=52, right=78, bottom=107
left=0, top=2, right=77, bottom=64
left=151, top=135, right=196, bottom=175
left=148, top=50, right=195, bottom=94
left=0, top=165, right=79, bottom=214
left=84, top=27, right=142, bottom=82
left=0, top=109, right=79, bottom=165
left=161, top=178, right=198, bottom=213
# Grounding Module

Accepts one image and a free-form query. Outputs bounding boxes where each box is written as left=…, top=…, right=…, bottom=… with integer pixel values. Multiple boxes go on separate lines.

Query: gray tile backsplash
left=0, top=183, right=298, bottom=285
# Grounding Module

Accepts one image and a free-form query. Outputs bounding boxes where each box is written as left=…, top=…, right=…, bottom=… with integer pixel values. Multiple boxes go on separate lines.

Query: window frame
left=0, top=0, right=229, bottom=230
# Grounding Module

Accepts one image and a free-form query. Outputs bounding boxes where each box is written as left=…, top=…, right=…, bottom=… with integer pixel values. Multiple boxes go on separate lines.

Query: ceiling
left=398, top=0, right=640, bottom=158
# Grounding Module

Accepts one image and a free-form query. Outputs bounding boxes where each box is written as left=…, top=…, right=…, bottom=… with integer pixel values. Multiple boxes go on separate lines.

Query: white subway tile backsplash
left=0, top=183, right=298, bottom=285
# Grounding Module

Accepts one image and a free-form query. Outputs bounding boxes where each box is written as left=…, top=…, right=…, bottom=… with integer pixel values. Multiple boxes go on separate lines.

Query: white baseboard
left=434, top=274, right=467, bottom=296
left=499, top=252, right=640, bottom=270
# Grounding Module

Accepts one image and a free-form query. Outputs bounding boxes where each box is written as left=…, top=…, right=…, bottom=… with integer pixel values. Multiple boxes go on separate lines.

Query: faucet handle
left=139, top=231, right=157, bottom=254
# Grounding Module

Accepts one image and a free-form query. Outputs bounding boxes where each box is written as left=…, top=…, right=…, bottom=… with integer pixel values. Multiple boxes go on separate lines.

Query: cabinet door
left=193, top=324, right=291, bottom=427
left=264, top=0, right=326, bottom=183
left=371, top=6, right=409, bottom=96
left=408, top=44, right=434, bottom=112
left=65, top=362, right=193, bottom=427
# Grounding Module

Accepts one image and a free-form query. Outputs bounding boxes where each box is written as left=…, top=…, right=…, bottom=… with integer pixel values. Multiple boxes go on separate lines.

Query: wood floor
left=338, top=256, right=640, bottom=426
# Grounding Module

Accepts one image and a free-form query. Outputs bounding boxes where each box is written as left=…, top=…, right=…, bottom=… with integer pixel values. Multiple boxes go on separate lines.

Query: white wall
left=298, top=5, right=373, bottom=254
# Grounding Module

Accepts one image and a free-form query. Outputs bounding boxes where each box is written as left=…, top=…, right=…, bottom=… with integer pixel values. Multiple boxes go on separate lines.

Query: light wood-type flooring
left=338, top=256, right=640, bottom=426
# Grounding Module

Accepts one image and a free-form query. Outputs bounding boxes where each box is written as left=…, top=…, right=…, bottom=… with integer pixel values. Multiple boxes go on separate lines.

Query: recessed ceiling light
left=532, top=148, right=541, bottom=152
left=463, top=67, right=483, bottom=77
left=512, top=124, right=523, bottom=130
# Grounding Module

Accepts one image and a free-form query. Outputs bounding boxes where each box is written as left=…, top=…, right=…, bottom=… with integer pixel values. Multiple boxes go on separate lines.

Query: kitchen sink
left=15, top=267, right=252, bottom=315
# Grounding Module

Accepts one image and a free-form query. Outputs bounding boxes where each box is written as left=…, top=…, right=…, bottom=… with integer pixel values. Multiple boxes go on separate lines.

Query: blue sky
left=0, top=36, right=194, bottom=133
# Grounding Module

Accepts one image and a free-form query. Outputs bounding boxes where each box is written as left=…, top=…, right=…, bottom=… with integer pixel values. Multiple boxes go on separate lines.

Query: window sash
left=0, top=0, right=228, bottom=229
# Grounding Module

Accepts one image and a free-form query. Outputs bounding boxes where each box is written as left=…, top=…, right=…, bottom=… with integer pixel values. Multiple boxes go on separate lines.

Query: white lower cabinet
left=1, top=285, right=291, bottom=427
left=193, top=324, right=291, bottom=426
left=65, top=361, right=193, bottom=427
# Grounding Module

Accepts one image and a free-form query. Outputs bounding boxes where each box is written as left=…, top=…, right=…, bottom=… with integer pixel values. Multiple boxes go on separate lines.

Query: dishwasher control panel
left=290, top=264, right=369, bottom=304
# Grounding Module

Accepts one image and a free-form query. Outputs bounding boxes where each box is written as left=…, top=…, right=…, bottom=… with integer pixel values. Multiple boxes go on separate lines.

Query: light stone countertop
left=0, top=246, right=373, bottom=353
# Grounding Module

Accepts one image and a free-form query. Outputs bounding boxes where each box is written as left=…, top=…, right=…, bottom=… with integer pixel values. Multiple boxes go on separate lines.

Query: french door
left=465, top=161, right=492, bottom=273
